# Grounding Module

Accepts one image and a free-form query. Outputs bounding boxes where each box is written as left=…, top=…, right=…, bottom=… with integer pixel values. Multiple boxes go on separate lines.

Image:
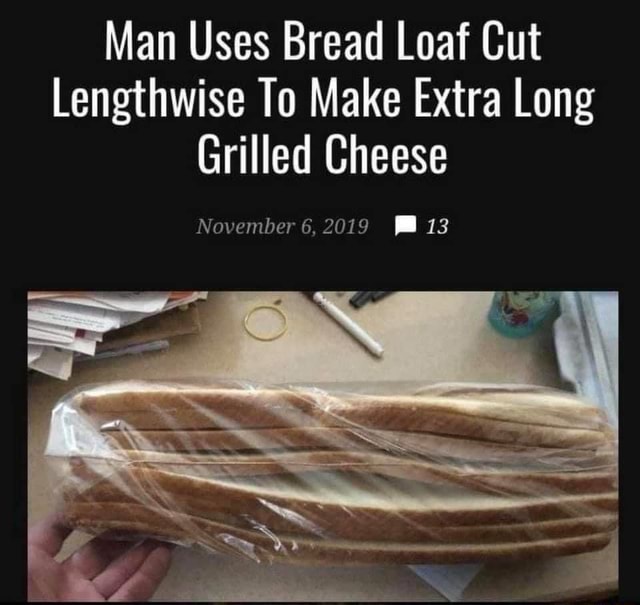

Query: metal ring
left=243, top=305, right=288, bottom=341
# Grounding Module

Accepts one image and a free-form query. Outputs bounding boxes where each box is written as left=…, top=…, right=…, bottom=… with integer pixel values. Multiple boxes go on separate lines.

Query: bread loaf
left=50, top=381, right=618, bottom=564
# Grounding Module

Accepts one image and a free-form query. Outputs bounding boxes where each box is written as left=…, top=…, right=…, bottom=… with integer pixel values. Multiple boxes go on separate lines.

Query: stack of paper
left=28, top=292, right=207, bottom=380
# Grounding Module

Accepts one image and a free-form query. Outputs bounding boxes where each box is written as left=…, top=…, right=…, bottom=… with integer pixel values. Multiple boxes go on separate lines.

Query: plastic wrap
left=45, top=380, right=619, bottom=565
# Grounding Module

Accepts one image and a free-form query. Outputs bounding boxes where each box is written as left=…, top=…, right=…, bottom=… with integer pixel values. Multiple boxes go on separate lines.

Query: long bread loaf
left=54, top=382, right=618, bottom=564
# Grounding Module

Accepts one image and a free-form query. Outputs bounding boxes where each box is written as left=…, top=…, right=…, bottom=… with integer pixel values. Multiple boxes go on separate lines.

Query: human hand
left=28, top=512, right=173, bottom=602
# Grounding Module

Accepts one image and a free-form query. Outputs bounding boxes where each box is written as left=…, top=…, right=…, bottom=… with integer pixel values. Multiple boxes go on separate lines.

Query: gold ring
left=243, top=305, right=288, bottom=341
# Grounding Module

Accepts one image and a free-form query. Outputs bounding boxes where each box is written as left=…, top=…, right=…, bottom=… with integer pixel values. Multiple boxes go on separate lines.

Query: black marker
left=349, top=291, right=374, bottom=308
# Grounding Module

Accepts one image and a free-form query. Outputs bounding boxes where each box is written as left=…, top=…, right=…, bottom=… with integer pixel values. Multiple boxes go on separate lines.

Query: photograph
left=26, top=291, right=618, bottom=601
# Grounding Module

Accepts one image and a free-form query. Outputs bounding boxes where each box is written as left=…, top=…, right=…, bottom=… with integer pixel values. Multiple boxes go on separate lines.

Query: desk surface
left=27, top=292, right=618, bottom=602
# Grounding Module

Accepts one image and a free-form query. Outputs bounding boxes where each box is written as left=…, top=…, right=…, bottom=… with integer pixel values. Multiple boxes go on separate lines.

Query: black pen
left=349, top=291, right=374, bottom=308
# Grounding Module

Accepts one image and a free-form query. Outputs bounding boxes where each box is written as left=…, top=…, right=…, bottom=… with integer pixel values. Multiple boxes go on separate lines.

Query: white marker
left=311, top=292, right=384, bottom=358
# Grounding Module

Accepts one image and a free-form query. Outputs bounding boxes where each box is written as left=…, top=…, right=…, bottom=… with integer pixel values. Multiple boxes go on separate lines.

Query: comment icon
left=394, top=215, right=417, bottom=236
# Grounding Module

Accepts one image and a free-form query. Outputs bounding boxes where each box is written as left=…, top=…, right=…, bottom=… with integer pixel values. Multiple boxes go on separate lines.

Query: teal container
left=488, top=291, right=559, bottom=338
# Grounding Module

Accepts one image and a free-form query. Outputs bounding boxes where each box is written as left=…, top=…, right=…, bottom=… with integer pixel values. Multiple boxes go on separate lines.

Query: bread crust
left=77, top=387, right=610, bottom=447
left=64, top=501, right=613, bottom=564
left=73, top=450, right=616, bottom=495
left=78, top=386, right=605, bottom=421
left=103, top=428, right=615, bottom=471
left=68, top=466, right=618, bottom=538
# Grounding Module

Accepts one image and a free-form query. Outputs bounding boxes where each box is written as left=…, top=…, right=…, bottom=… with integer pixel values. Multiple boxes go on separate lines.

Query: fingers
left=108, top=545, right=172, bottom=602
left=28, top=548, right=66, bottom=601
left=62, top=536, right=137, bottom=580
left=91, top=540, right=170, bottom=599
left=28, top=511, right=73, bottom=557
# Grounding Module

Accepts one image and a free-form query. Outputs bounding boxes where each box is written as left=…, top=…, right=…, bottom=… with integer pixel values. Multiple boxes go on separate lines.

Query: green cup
left=488, top=291, right=559, bottom=338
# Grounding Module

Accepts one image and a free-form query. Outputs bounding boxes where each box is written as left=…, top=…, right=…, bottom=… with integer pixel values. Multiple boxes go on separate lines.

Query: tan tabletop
left=27, top=292, right=618, bottom=602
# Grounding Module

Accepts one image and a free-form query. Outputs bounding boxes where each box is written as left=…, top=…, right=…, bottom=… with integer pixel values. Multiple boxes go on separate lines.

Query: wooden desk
left=27, top=292, right=618, bottom=601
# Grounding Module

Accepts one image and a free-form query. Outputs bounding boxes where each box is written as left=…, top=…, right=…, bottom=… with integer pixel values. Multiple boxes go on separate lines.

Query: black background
left=9, top=1, right=633, bottom=601
left=15, top=0, right=628, bottom=289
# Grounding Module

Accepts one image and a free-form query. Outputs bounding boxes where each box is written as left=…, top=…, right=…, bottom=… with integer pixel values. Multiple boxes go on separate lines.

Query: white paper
left=28, top=345, right=44, bottom=364
left=29, top=335, right=97, bottom=356
left=410, top=564, right=483, bottom=601
left=118, top=292, right=201, bottom=326
left=28, top=300, right=123, bottom=332
left=28, top=347, right=73, bottom=380
left=52, top=292, right=170, bottom=313
left=78, top=329, right=104, bottom=342
left=163, top=291, right=200, bottom=309
left=28, top=320, right=76, bottom=342
left=27, top=327, right=75, bottom=344
left=26, top=292, right=203, bottom=380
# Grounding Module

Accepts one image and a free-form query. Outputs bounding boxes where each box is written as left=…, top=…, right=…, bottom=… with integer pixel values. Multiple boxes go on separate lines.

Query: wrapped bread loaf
left=46, top=380, right=618, bottom=564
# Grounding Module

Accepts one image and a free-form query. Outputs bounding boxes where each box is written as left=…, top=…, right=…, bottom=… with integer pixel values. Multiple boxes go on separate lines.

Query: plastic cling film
left=45, top=380, right=618, bottom=565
